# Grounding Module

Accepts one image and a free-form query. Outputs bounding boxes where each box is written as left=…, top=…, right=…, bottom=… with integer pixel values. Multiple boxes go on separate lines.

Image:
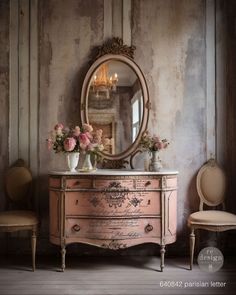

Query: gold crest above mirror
left=81, top=38, right=150, bottom=168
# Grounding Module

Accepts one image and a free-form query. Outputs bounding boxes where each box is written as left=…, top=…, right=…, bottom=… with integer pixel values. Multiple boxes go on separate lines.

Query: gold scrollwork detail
left=101, top=240, right=127, bottom=250
left=96, top=37, right=136, bottom=59
left=101, top=158, right=129, bottom=169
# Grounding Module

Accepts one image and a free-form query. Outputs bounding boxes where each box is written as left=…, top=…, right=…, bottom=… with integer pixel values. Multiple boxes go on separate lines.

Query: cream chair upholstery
left=188, top=158, right=236, bottom=270
left=0, top=160, right=39, bottom=271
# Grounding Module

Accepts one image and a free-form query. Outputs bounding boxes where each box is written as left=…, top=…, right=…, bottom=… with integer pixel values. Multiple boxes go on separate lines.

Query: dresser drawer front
left=65, top=191, right=160, bottom=216
left=165, top=177, right=177, bottom=189
left=65, top=178, right=92, bottom=189
left=65, top=217, right=160, bottom=240
left=135, top=178, right=160, bottom=189
left=94, top=179, right=134, bottom=190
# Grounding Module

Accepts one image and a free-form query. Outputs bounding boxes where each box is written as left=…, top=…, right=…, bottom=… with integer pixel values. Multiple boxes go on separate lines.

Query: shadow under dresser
left=49, top=169, right=178, bottom=271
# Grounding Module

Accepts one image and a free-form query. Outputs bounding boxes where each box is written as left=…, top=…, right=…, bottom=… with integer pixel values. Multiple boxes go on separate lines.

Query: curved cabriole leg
left=31, top=229, right=37, bottom=271
left=160, top=245, right=166, bottom=272
left=190, top=228, right=195, bottom=270
left=61, top=245, right=66, bottom=272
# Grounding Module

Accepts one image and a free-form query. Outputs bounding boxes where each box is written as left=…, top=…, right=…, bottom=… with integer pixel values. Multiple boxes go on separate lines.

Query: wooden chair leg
left=31, top=229, right=37, bottom=271
left=190, top=228, right=195, bottom=270
left=61, top=244, right=66, bottom=272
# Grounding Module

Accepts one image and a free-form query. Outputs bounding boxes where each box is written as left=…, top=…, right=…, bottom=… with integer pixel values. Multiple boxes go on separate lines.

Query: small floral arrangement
left=139, top=131, right=169, bottom=153
left=46, top=123, right=104, bottom=154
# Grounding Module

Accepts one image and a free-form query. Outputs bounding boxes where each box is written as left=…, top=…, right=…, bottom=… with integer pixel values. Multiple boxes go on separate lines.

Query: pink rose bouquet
left=46, top=123, right=104, bottom=155
left=140, top=131, right=169, bottom=153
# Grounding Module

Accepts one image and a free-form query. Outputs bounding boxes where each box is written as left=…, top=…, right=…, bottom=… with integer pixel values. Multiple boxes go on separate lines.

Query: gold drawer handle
left=72, top=224, right=81, bottom=232
left=145, top=224, right=153, bottom=233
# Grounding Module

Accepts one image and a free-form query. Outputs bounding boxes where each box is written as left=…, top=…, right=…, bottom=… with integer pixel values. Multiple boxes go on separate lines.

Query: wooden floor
left=0, top=255, right=235, bottom=295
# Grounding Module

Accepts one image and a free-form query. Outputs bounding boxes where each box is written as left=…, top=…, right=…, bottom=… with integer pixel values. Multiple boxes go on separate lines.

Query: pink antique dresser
left=49, top=169, right=178, bottom=271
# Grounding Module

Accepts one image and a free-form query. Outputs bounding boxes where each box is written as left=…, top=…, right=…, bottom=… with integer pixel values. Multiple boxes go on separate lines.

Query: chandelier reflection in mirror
left=91, top=63, right=118, bottom=99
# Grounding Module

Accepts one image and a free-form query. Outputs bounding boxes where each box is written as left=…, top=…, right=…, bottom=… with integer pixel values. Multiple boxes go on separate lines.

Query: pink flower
left=154, top=142, right=164, bottom=150
left=73, top=126, right=81, bottom=137
left=85, top=131, right=93, bottom=140
left=64, top=137, right=76, bottom=152
left=82, top=123, right=93, bottom=133
left=54, top=123, right=64, bottom=135
left=103, top=138, right=111, bottom=145
left=54, top=123, right=64, bottom=130
left=93, top=129, right=103, bottom=144
left=79, top=133, right=91, bottom=150
left=96, top=129, right=103, bottom=137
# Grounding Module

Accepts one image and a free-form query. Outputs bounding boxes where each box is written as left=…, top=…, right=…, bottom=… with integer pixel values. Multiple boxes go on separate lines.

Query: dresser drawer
left=65, top=178, right=92, bottom=189
left=135, top=178, right=160, bottom=189
left=65, top=217, right=160, bottom=240
left=65, top=191, right=160, bottom=216
left=165, top=177, right=177, bottom=188
left=94, top=179, right=134, bottom=190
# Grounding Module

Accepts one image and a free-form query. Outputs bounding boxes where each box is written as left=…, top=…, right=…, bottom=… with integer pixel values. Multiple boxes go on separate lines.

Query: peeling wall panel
left=39, top=0, right=104, bottom=235
left=18, top=0, right=30, bottom=164
left=132, top=0, right=207, bottom=251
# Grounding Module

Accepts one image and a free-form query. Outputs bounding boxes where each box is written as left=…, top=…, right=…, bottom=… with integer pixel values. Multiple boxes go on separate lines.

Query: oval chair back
left=5, top=166, right=33, bottom=208
left=196, top=158, right=226, bottom=210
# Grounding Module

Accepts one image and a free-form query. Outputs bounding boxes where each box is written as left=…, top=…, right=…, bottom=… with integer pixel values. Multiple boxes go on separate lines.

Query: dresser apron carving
left=49, top=170, right=178, bottom=271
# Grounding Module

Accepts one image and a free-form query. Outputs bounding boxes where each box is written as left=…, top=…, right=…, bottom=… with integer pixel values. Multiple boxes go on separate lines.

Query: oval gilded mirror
left=81, top=42, right=149, bottom=162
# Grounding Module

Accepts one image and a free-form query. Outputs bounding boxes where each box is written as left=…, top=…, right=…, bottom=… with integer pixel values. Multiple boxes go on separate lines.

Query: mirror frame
left=81, top=41, right=150, bottom=163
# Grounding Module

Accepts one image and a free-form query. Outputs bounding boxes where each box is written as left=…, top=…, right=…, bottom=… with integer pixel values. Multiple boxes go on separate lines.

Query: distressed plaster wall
left=0, top=0, right=235, bottom=256
left=38, top=0, right=104, bottom=235
left=132, top=0, right=206, bottom=251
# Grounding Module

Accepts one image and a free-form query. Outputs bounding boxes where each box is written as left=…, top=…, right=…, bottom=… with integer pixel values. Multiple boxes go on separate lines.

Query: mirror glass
left=87, top=60, right=143, bottom=155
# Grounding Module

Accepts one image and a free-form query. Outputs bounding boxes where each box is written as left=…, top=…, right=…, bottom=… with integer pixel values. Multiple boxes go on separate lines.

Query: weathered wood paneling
left=206, top=0, right=216, bottom=159
left=0, top=0, right=9, bottom=211
left=9, top=0, right=19, bottom=164
left=216, top=0, right=227, bottom=166
left=225, top=0, right=236, bottom=216
left=18, top=0, right=30, bottom=163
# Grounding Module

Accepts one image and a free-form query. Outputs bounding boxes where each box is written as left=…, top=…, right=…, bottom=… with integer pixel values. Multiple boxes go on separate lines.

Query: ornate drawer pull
left=145, top=224, right=153, bottom=233
left=72, top=224, right=81, bottom=232
left=145, top=181, right=151, bottom=186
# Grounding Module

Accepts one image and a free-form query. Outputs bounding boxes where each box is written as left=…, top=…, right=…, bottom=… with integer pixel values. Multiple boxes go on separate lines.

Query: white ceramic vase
left=149, top=151, right=162, bottom=171
left=82, top=153, right=93, bottom=171
left=66, top=152, right=80, bottom=172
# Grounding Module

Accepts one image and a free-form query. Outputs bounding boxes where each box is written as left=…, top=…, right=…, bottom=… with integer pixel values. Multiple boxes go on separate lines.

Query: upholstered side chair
left=188, top=158, right=236, bottom=270
left=0, top=159, right=39, bottom=271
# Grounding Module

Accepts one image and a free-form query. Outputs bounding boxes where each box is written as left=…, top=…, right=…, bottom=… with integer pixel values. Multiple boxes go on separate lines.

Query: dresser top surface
left=49, top=169, right=178, bottom=176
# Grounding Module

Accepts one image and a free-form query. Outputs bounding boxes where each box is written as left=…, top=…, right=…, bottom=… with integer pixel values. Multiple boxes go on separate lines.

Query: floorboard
left=0, top=256, right=235, bottom=295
